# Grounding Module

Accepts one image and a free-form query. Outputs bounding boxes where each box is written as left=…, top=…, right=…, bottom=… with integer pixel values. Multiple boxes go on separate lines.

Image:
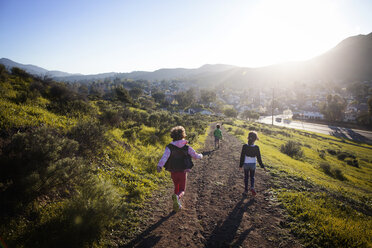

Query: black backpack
left=164, top=144, right=194, bottom=172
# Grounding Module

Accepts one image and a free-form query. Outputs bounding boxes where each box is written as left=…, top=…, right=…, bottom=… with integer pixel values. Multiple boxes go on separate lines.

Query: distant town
left=127, top=79, right=372, bottom=126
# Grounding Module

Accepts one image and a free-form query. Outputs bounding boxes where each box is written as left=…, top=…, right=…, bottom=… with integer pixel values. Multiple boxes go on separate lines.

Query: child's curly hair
left=170, top=126, right=187, bottom=141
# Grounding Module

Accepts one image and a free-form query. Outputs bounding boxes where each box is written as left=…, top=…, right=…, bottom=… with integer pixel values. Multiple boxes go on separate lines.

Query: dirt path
left=123, top=125, right=301, bottom=248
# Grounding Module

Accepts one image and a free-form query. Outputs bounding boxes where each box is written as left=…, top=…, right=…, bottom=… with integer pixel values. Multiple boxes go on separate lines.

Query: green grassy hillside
left=226, top=120, right=372, bottom=247
left=0, top=66, right=213, bottom=247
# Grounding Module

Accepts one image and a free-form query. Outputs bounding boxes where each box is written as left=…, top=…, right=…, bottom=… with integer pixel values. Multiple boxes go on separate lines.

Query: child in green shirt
left=214, top=124, right=222, bottom=149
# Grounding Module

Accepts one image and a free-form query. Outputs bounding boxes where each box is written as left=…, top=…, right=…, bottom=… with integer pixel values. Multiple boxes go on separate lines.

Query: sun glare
left=229, top=0, right=345, bottom=67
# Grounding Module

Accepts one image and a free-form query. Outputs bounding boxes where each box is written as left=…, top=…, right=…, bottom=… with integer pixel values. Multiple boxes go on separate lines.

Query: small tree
left=320, top=94, right=347, bottom=122
left=200, top=89, right=216, bottom=106
left=115, top=86, right=133, bottom=104
left=152, top=92, right=165, bottom=103
left=176, top=88, right=195, bottom=109
left=224, top=107, right=238, bottom=118
left=242, top=110, right=252, bottom=120
left=129, top=88, right=143, bottom=100
left=242, top=110, right=260, bottom=120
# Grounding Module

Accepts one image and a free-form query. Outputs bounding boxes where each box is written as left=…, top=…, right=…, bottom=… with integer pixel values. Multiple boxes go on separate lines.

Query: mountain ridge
left=1, top=32, right=371, bottom=86
left=0, top=58, right=80, bottom=78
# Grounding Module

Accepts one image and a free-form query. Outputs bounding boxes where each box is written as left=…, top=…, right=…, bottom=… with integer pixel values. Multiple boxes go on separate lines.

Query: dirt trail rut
left=124, top=125, right=301, bottom=248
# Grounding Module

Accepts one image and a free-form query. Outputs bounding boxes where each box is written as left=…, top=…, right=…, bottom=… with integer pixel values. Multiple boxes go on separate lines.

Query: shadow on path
left=205, top=197, right=255, bottom=248
left=202, top=150, right=216, bottom=157
left=121, top=212, right=175, bottom=248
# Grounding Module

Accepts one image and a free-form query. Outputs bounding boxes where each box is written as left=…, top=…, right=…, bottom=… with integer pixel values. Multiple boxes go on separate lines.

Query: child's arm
left=188, top=146, right=203, bottom=159
left=256, top=146, right=267, bottom=170
left=239, top=145, right=246, bottom=167
left=157, top=147, right=171, bottom=172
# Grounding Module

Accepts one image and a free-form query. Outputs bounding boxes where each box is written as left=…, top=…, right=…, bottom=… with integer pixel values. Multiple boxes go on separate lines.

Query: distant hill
left=1, top=32, right=371, bottom=86
left=184, top=32, right=372, bottom=87
left=53, top=64, right=236, bottom=82
left=0, top=58, right=78, bottom=78
left=306, top=32, right=372, bottom=82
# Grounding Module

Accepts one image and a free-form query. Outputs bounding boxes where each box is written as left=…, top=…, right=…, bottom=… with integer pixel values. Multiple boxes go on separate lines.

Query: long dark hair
left=248, top=131, right=258, bottom=145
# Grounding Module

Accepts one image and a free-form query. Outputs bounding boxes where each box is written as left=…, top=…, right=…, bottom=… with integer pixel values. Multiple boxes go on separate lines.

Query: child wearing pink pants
left=157, top=126, right=203, bottom=211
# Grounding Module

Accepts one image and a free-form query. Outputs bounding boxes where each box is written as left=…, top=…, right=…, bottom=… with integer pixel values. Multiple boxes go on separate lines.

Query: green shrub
left=187, top=132, right=197, bottom=144
left=333, top=168, right=346, bottom=181
left=276, top=130, right=292, bottom=137
left=22, top=178, right=120, bottom=248
left=327, top=149, right=338, bottom=155
left=346, top=159, right=359, bottom=168
left=122, top=127, right=140, bottom=141
left=49, top=83, right=77, bottom=102
left=319, top=162, right=346, bottom=181
left=337, top=152, right=348, bottom=160
left=0, top=127, right=83, bottom=216
left=318, top=149, right=326, bottom=159
left=99, top=109, right=123, bottom=127
left=320, top=162, right=332, bottom=175
left=115, top=86, right=133, bottom=104
left=261, top=128, right=273, bottom=135
left=68, top=119, right=108, bottom=156
left=234, top=128, right=245, bottom=136
left=48, top=99, right=94, bottom=117
left=11, top=67, right=30, bottom=78
left=280, top=141, right=304, bottom=159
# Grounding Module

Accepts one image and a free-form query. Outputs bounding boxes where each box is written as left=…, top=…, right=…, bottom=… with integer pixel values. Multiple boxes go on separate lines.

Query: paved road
left=258, top=115, right=372, bottom=144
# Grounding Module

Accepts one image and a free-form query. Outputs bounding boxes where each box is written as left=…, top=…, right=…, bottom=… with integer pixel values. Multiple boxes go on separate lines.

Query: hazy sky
left=1, top=0, right=371, bottom=74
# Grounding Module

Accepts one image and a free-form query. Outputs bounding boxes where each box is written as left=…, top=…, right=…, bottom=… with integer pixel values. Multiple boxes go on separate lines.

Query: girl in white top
left=239, top=131, right=267, bottom=196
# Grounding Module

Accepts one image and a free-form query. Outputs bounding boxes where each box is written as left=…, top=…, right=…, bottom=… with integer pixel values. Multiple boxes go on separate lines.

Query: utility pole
left=271, top=88, right=274, bottom=126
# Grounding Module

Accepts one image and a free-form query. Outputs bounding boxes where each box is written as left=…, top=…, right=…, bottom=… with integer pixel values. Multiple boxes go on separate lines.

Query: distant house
left=164, top=92, right=176, bottom=103
left=184, top=108, right=213, bottom=115
left=185, top=108, right=197, bottom=114
left=199, top=110, right=213, bottom=115
left=357, top=103, right=368, bottom=113
left=344, top=110, right=357, bottom=122
left=300, top=111, right=324, bottom=120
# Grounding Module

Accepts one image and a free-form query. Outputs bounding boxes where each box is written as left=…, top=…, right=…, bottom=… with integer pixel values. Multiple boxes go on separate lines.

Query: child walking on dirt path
left=157, top=126, right=203, bottom=212
left=213, top=124, right=222, bottom=149
left=239, top=131, right=267, bottom=196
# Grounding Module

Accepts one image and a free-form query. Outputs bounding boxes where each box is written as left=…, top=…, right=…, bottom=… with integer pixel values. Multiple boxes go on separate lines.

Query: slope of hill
left=1, top=66, right=371, bottom=247
left=0, top=58, right=78, bottom=78
left=307, top=32, right=372, bottom=81
left=189, top=32, right=372, bottom=87
left=0, top=58, right=49, bottom=75
left=0, top=66, right=214, bottom=247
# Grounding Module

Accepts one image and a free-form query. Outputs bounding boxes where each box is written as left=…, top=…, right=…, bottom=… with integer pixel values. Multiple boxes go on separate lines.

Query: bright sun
left=228, top=0, right=346, bottom=67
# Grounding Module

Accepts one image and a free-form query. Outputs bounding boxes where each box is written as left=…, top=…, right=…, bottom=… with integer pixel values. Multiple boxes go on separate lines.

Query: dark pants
left=243, top=163, right=256, bottom=190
